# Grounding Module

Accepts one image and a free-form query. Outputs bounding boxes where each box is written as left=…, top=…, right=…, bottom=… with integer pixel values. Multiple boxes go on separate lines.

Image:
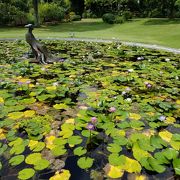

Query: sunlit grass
left=1, top=18, right=180, bottom=48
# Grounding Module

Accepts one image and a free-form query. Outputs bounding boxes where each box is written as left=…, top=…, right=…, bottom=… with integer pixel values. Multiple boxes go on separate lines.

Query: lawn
left=1, top=18, right=180, bottom=48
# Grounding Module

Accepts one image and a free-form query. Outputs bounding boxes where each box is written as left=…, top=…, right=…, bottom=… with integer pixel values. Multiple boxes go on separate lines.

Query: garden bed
left=0, top=40, right=179, bottom=180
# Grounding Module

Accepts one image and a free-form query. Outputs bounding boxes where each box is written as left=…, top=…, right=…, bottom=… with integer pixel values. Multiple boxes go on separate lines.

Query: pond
left=0, top=40, right=179, bottom=180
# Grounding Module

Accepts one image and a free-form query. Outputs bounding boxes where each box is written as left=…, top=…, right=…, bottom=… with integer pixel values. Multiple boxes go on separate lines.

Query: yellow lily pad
left=24, top=110, right=35, bottom=118
left=49, top=170, right=71, bottom=180
left=129, top=113, right=141, bottom=120
left=159, top=130, right=172, bottom=142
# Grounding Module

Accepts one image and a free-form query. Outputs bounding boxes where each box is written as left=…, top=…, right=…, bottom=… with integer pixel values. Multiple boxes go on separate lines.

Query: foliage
left=39, top=3, right=65, bottom=23
left=102, top=13, right=116, bottom=24
left=0, top=40, right=179, bottom=179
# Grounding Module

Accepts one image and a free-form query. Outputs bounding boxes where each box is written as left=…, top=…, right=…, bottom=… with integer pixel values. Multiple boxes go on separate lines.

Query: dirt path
left=1, top=37, right=180, bottom=54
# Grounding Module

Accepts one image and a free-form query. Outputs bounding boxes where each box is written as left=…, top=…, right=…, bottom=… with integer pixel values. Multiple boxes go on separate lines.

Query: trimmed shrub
left=39, top=3, right=65, bottom=23
left=102, top=13, right=116, bottom=24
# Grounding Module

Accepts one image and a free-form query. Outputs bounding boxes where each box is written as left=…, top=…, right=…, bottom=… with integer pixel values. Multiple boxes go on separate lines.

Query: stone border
left=1, top=37, right=180, bottom=54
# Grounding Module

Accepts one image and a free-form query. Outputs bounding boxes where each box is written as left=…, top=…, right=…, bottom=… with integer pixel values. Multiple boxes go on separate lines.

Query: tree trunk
left=33, top=0, right=40, bottom=26
left=169, top=1, right=175, bottom=19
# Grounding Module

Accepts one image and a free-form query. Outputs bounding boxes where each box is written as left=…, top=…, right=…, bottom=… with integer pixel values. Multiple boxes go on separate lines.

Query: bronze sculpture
left=25, top=24, right=49, bottom=64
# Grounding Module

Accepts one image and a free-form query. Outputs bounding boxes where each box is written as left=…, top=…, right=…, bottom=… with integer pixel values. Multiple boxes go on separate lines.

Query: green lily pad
left=9, top=155, right=25, bottom=166
left=67, top=136, right=82, bottom=145
left=73, top=147, right=87, bottom=156
left=77, top=157, right=94, bottom=169
left=18, top=168, right=35, bottom=180
left=34, top=159, right=50, bottom=170
left=173, top=159, right=180, bottom=175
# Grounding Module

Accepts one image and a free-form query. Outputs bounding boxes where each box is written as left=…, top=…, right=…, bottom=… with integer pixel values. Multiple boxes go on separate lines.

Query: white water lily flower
left=127, top=69, right=134, bottom=72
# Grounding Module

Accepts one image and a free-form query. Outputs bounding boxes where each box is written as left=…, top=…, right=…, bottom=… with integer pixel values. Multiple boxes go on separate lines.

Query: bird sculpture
left=25, top=24, right=49, bottom=64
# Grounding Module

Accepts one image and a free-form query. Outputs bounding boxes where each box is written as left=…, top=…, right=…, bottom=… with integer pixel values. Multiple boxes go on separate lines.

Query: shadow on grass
left=143, top=18, right=180, bottom=25
left=42, top=21, right=113, bottom=32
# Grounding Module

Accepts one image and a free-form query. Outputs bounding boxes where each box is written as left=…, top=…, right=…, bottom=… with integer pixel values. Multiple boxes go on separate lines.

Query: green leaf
left=25, top=153, right=42, bottom=165
left=53, top=138, right=67, bottom=146
left=150, top=135, right=168, bottom=149
left=77, top=157, right=94, bottom=169
left=0, top=161, right=2, bottom=170
left=0, top=144, right=8, bottom=155
left=162, top=148, right=178, bottom=160
left=173, top=159, right=180, bottom=175
left=18, top=168, right=35, bottom=180
left=154, top=152, right=169, bottom=164
left=9, top=155, right=25, bottom=166
left=67, top=136, right=82, bottom=145
left=108, top=153, right=125, bottom=166
left=53, top=103, right=68, bottom=110
left=81, top=130, right=91, bottom=137
left=34, top=159, right=50, bottom=170
left=107, top=143, right=122, bottom=153
left=51, top=146, right=67, bottom=156
left=148, top=157, right=166, bottom=173
left=73, top=147, right=87, bottom=156
left=10, top=144, right=25, bottom=155
left=130, top=120, right=145, bottom=129
left=30, top=142, right=45, bottom=152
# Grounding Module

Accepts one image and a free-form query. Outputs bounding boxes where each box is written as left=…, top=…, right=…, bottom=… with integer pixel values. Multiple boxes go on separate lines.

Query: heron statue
left=25, top=24, right=49, bottom=64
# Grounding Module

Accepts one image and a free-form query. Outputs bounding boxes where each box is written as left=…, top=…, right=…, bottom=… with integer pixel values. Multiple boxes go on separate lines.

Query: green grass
left=1, top=18, right=180, bottom=48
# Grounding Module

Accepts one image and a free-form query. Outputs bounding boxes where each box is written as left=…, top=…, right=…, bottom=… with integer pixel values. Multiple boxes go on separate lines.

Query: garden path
left=1, top=37, right=180, bottom=54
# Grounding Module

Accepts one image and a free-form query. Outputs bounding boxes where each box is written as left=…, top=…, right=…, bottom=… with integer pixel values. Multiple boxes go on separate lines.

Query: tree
left=33, top=0, right=40, bottom=26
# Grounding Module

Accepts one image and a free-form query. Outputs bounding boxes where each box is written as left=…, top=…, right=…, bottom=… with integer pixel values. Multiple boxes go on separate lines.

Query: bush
left=115, top=16, right=125, bottom=24
left=102, top=13, right=116, bottom=24
left=70, top=15, right=81, bottom=21
left=122, top=11, right=133, bottom=20
left=39, top=3, right=65, bottom=23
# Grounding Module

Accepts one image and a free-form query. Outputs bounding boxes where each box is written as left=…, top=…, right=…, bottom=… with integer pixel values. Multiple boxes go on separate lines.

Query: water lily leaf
left=123, top=156, right=142, bottom=173
left=81, top=130, right=91, bottom=137
left=9, top=155, right=24, bottom=166
left=0, top=161, right=2, bottom=170
left=46, top=86, right=57, bottom=91
left=165, top=117, right=176, bottom=124
left=77, top=157, right=94, bottom=169
left=73, top=147, right=87, bottom=156
left=25, top=153, right=42, bottom=165
left=10, top=144, right=25, bottom=155
left=20, top=98, right=36, bottom=105
left=9, top=138, right=23, bottom=146
left=107, top=143, right=122, bottom=153
left=67, top=136, right=82, bottom=145
left=8, top=112, right=24, bottom=120
left=53, top=103, right=68, bottom=110
left=117, top=121, right=130, bottom=129
left=129, top=113, right=141, bottom=120
left=59, top=129, right=73, bottom=139
left=18, top=168, right=35, bottom=180
left=159, top=130, right=172, bottom=142
left=51, top=146, right=67, bottom=156
left=0, top=128, right=6, bottom=140
left=108, top=153, right=125, bottom=166
left=34, top=159, right=50, bottom=170
left=24, top=110, right=35, bottom=118
left=104, top=164, right=124, bottom=178
left=162, top=148, right=178, bottom=160
left=154, top=152, right=169, bottom=164
left=173, top=159, right=180, bottom=175
left=49, top=170, right=71, bottom=180
left=29, top=140, right=45, bottom=152
left=130, top=120, right=145, bottom=130
left=0, top=97, right=4, bottom=104
left=133, top=142, right=151, bottom=161
left=150, top=135, right=168, bottom=149
left=45, top=136, right=56, bottom=149
left=53, top=138, right=67, bottom=146
left=148, top=157, right=166, bottom=173
left=0, top=144, right=8, bottom=155
left=170, top=140, right=180, bottom=150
